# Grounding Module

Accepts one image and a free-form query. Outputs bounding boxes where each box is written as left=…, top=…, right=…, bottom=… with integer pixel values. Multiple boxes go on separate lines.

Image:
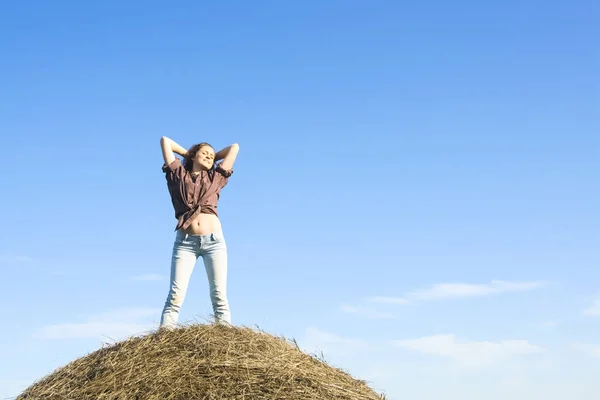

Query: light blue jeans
left=160, top=229, right=231, bottom=328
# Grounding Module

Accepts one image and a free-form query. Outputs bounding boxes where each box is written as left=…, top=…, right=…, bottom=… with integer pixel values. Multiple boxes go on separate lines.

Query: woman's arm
left=160, top=136, right=188, bottom=165
left=215, top=143, right=240, bottom=171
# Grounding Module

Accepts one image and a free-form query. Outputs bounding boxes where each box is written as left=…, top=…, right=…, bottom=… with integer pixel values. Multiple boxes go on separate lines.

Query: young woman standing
left=159, top=136, right=239, bottom=328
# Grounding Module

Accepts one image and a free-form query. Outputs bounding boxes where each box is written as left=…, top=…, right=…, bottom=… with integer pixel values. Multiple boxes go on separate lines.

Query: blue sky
left=1, top=1, right=598, bottom=399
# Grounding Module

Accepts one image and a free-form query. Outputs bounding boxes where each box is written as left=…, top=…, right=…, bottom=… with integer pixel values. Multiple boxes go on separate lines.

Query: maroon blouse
left=162, top=158, right=233, bottom=231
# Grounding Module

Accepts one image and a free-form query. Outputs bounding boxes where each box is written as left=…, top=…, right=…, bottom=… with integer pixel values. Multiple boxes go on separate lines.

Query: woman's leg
left=160, top=233, right=199, bottom=329
left=200, top=232, right=231, bottom=325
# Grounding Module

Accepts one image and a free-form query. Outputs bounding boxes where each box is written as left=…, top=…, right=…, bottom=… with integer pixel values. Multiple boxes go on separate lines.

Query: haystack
left=19, top=323, right=386, bottom=399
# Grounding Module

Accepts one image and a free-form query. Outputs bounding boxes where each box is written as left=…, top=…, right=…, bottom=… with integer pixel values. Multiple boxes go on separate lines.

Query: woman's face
left=195, top=145, right=215, bottom=170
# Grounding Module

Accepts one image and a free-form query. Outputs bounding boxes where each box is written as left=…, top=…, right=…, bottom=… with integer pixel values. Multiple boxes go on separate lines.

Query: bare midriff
left=182, top=213, right=222, bottom=235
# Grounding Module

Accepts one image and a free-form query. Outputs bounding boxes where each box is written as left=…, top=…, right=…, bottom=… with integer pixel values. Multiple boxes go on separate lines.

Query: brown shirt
left=162, top=158, right=233, bottom=231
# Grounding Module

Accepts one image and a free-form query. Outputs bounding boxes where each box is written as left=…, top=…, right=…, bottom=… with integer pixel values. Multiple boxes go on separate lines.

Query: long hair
left=183, top=142, right=215, bottom=171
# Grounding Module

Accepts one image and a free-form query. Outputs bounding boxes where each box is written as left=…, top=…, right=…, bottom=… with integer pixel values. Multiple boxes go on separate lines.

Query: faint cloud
left=582, top=298, right=600, bottom=317
left=501, top=374, right=528, bottom=388
left=394, top=334, right=544, bottom=368
left=409, top=281, right=546, bottom=300
left=33, top=307, right=159, bottom=341
left=365, top=296, right=410, bottom=305
left=366, top=280, right=546, bottom=305
left=131, top=273, right=166, bottom=282
left=572, top=342, right=600, bottom=358
left=0, top=254, right=65, bottom=276
left=0, top=255, right=35, bottom=264
left=1, top=378, right=38, bottom=400
left=90, top=307, right=159, bottom=321
left=340, top=304, right=394, bottom=319
left=540, top=320, right=558, bottom=329
left=300, top=327, right=369, bottom=356
left=35, top=322, right=152, bottom=341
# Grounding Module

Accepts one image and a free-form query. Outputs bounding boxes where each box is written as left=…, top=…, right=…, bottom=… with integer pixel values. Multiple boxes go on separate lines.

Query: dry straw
left=19, top=323, right=386, bottom=400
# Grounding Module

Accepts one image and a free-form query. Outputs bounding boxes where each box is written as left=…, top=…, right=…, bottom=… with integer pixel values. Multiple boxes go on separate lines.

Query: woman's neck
left=192, top=164, right=207, bottom=174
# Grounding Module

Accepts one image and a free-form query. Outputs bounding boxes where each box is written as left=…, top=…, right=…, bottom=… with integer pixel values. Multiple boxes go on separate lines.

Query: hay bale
left=19, top=323, right=386, bottom=400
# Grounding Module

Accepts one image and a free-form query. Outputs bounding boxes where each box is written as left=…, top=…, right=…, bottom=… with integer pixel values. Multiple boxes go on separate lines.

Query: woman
left=159, top=136, right=239, bottom=329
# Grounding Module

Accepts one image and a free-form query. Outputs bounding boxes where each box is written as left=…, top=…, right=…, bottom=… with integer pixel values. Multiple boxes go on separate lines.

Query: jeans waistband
left=176, top=229, right=223, bottom=241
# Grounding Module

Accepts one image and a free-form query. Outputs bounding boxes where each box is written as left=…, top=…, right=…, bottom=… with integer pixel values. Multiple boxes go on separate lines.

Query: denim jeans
left=160, top=229, right=231, bottom=329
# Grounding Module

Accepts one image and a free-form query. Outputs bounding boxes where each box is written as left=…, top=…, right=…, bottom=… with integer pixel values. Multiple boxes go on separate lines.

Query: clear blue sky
left=1, top=1, right=598, bottom=399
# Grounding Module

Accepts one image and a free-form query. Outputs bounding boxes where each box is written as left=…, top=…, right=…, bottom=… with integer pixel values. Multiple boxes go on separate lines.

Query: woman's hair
left=183, top=142, right=215, bottom=171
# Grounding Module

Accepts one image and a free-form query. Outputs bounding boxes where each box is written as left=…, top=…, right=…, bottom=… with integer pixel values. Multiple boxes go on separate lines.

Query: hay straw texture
left=19, top=323, right=386, bottom=400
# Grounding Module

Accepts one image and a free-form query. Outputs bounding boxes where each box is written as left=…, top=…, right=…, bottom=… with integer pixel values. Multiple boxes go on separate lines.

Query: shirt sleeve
left=215, top=163, right=233, bottom=177
left=213, top=162, right=233, bottom=187
left=162, top=158, right=185, bottom=182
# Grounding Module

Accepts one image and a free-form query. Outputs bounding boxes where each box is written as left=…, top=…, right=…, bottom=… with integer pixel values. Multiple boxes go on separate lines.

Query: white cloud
left=394, top=334, right=544, bottom=368
left=367, top=280, right=546, bottom=304
left=131, top=273, right=166, bottom=281
left=33, top=307, right=159, bottom=341
left=301, top=327, right=369, bottom=356
left=340, top=304, right=394, bottom=319
left=582, top=298, right=600, bottom=317
left=572, top=342, right=600, bottom=358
